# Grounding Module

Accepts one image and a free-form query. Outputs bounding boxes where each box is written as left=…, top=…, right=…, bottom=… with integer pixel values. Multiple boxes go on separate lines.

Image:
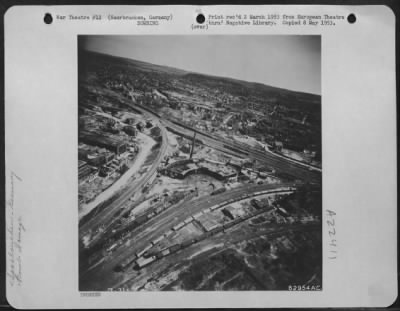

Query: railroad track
left=79, top=123, right=169, bottom=240
left=131, top=103, right=321, bottom=183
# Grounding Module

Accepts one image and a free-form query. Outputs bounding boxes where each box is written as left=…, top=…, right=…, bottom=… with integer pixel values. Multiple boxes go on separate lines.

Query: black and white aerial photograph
left=78, top=35, right=322, bottom=292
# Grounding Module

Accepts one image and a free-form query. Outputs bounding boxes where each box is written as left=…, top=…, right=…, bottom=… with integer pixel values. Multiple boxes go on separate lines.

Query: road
left=79, top=99, right=322, bottom=290
left=79, top=132, right=156, bottom=220
left=79, top=120, right=169, bottom=240
left=79, top=100, right=320, bottom=240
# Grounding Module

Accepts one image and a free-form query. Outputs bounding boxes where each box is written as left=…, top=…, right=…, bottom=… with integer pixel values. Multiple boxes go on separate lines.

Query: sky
left=81, top=35, right=321, bottom=95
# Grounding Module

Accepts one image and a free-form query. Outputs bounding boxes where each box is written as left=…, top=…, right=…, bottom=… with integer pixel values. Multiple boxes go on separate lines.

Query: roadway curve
left=79, top=121, right=169, bottom=240
left=79, top=98, right=321, bottom=289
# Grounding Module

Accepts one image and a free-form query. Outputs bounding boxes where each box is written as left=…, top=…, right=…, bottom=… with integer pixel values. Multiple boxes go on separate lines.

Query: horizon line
left=81, top=48, right=321, bottom=98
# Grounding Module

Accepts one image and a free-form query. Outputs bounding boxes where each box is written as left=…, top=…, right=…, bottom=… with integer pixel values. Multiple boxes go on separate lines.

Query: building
left=79, top=131, right=127, bottom=155
left=223, top=205, right=246, bottom=219
left=196, top=214, right=221, bottom=232
left=274, top=141, right=283, bottom=152
left=78, top=164, right=98, bottom=184
left=124, top=117, right=136, bottom=125
left=87, top=153, right=106, bottom=166
left=101, top=149, right=115, bottom=162
left=228, top=158, right=243, bottom=168
left=136, top=122, right=144, bottom=132
left=150, top=126, right=161, bottom=138
left=197, top=161, right=237, bottom=180
left=163, top=159, right=236, bottom=181
left=78, top=147, right=90, bottom=161
left=123, top=125, right=137, bottom=137
left=145, top=120, right=153, bottom=128
left=99, top=166, right=111, bottom=177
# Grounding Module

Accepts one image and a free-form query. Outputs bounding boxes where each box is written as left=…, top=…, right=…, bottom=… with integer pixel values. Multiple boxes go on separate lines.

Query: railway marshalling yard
left=78, top=50, right=322, bottom=291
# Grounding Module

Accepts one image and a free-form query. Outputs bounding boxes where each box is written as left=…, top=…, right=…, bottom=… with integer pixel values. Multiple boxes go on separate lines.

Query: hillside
left=79, top=50, right=320, bottom=109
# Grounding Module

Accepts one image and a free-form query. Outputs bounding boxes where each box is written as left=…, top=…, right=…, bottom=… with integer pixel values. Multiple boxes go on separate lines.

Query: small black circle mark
left=347, top=13, right=356, bottom=24
left=44, top=13, right=53, bottom=25
left=196, top=14, right=205, bottom=24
